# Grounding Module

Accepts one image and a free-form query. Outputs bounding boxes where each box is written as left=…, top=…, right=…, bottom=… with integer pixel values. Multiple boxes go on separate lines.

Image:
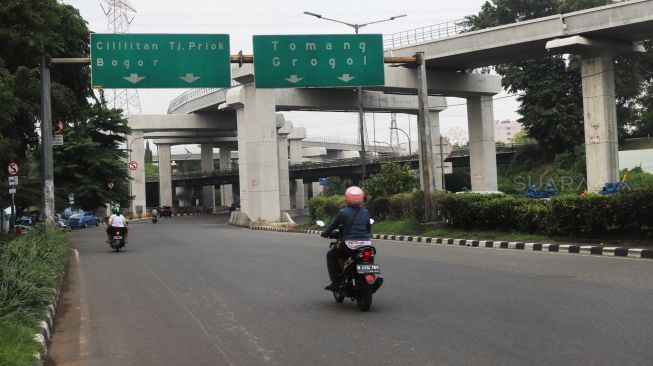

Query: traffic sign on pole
left=6, top=162, right=19, bottom=176
left=107, top=182, right=115, bottom=189
left=253, top=34, right=384, bottom=88
left=128, top=161, right=138, bottom=170
left=9, top=188, right=16, bottom=194
left=90, top=34, right=231, bottom=88
left=8, top=176, right=18, bottom=186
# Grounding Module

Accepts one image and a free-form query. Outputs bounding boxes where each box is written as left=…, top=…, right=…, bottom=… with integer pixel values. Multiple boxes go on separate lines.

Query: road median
left=249, top=224, right=653, bottom=260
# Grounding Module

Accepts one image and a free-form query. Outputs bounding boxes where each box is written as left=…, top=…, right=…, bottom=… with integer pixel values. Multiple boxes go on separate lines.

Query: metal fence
left=383, top=18, right=469, bottom=49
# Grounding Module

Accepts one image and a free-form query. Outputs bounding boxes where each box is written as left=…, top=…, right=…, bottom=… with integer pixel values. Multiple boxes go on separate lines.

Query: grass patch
left=371, top=218, right=556, bottom=242
left=372, top=218, right=422, bottom=236
left=0, top=226, right=70, bottom=364
left=422, top=227, right=554, bottom=243
left=0, top=323, right=41, bottom=366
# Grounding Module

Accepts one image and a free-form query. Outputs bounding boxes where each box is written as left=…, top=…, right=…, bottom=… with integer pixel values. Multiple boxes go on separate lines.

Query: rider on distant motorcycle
left=321, top=186, right=371, bottom=291
left=106, top=207, right=128, bottom=243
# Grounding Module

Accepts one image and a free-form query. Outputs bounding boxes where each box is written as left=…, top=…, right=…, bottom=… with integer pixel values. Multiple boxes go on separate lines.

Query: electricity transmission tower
left=100, top=0, right=142, bottom=115
left=389, top=113, right=399, bottom=147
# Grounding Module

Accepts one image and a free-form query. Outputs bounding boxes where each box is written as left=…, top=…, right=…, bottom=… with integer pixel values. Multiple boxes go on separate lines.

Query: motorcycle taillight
left=361, top=249, right=374, bottom=263
left=115, top=230, right=121, bottom=235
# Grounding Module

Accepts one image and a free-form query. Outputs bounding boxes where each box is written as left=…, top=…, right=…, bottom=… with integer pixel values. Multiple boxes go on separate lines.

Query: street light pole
left=304, top=11, right=406, bottom=186
left=390, top=127, right=411, bottom=155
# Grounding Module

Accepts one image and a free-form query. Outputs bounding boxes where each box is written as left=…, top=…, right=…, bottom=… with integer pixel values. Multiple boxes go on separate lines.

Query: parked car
left=68, top=211, right=100, bottom=229
left=159, top=206, right=172, bottom=217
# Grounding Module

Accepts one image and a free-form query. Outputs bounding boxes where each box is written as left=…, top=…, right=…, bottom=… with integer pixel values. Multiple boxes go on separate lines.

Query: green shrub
left=0, top=226, right=70, bottom=328
left=368, top=191, right=426, bottom=221
left=436, top=190, right=653, bottom=238
left=308, top=195, right=344, bottom=223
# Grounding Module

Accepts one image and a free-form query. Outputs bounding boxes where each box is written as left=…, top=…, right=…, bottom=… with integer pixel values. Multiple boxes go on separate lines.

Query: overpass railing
left=145, top=142, right=527, bottom=182
left=383, top=18, right=469, bottom=49
left=167, top=88, right=223, bottom=114
left=304, top=135, right=410, bottom=150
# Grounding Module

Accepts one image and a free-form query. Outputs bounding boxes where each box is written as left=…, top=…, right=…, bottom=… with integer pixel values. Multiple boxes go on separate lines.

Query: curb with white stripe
left=249, top=225, right=653, bottom=260
left=31, top=288, right=62, bottom=366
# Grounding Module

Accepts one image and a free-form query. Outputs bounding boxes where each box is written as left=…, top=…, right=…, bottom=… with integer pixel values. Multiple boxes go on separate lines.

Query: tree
left=633, top=40, right=653, bottom=136
left=0, top=0, right=131, bottom=212
left=364, top=163, right=419, bottom=199
left=53, top=104, right=130, bottom=211
left=145, top=141, right=153, bottom=163
left=322, top=177, right=348, bottom=196
left=464, top=0, right=652, bottom=156
left=446, top=127, right=469, bottom=148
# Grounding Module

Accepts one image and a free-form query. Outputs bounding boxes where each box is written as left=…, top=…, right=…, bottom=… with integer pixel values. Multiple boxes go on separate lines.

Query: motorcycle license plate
left=112, top=236, right=123, bottom=240
left=356, top=264, right=381, bottom=274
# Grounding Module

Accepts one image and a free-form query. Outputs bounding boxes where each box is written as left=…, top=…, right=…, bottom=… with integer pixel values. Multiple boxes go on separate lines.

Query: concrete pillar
left=312, top=182, right=323, bottom=196
left=277, top=115, right=291, bottom=211
left=157, top=144, right=173, bottom=207
left=200, top=144, right=215, bottom=212
left=128, top=131, right=146, bottom=215
left=230, top=84, right=281, bottom=222
left=467, top=95, right=498, bottom=192
left=304, top=183, right=310, bottom=202
left=288, top=128, right=306, bottom=210
left=581, top=55, right=619, bottom=192
left=219, top=147, right=233, bottom=206
left=288, top=139, right=304, bottom=163
left=430, top=111, right=445, bottom=191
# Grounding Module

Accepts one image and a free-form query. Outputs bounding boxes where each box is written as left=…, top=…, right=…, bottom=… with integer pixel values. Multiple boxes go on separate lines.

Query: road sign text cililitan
left=90, top=34, right=231, bottom=88
left=253, top=34, right=384, bottom=88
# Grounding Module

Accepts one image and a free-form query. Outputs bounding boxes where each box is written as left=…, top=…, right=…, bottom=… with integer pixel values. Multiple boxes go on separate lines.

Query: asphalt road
left=47, top=215, right=653, bottom=366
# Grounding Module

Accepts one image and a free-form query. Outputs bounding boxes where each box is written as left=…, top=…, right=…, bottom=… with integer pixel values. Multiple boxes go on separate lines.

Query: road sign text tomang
left=91, top=34, right=231, bottom=88
left=253, top=34, right=384, bottom=88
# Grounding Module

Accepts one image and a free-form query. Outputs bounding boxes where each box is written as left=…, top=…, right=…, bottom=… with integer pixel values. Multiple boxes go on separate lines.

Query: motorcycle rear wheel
left=357, top=285, right=373, bottom=312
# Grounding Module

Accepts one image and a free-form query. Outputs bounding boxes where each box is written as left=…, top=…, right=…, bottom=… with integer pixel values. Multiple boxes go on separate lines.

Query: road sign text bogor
left=253, top=34, right=384, bottom=88
left=91, top=34, right=231, bottom=88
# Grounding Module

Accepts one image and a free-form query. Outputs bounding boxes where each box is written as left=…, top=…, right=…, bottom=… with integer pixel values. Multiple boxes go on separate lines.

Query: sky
left=62, top=0, right=521, bottom=154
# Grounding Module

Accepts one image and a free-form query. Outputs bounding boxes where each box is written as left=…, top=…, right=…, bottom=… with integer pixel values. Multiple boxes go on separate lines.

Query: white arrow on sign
left=179, top=73, right=201, bottom=84
left=123, top=74, right=146, bottom=84
left=337, top=74, right=356, bottom=83
left=285, top=75, right=303, bottom=84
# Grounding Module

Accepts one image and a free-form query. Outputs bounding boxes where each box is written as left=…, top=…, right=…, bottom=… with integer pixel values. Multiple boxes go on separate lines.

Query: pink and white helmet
left=345, top=186, right=365, bottom=207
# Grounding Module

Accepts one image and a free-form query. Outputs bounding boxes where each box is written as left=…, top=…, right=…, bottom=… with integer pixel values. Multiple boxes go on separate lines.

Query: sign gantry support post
left=40, top=55, right=55, bottom=229
left=40, top=56, right=91, bottom=229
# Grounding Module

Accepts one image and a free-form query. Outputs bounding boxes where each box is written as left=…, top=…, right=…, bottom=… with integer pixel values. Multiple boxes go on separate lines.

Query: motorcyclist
left=151, top=208, right=158, bottom=218
left=321, top=186, right=371, bottom=291
left=106, top=207, right=128, bottom=243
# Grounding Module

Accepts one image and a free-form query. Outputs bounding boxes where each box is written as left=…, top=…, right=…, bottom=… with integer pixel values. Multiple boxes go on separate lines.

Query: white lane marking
left=74, top=249, right=90, bottom=356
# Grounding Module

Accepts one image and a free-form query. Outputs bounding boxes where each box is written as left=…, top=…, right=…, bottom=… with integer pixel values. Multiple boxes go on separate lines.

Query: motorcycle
left=152, top=215, right=158, bottom=224
left=109, top=227, right=126, bottom=252
left=317, top=219, right=383, bottom=312
left=55, top=215, right=70, bottom=231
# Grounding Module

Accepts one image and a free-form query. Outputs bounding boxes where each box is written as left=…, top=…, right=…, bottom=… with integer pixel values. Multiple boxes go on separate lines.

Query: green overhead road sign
left=253, top=34, right=384, bottom=88
left=90, top=34, right=231, bottom=88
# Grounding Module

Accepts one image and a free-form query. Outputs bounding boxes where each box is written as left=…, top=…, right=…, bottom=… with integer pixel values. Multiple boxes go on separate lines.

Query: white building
left=495, top=119, right=523, bottom=144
